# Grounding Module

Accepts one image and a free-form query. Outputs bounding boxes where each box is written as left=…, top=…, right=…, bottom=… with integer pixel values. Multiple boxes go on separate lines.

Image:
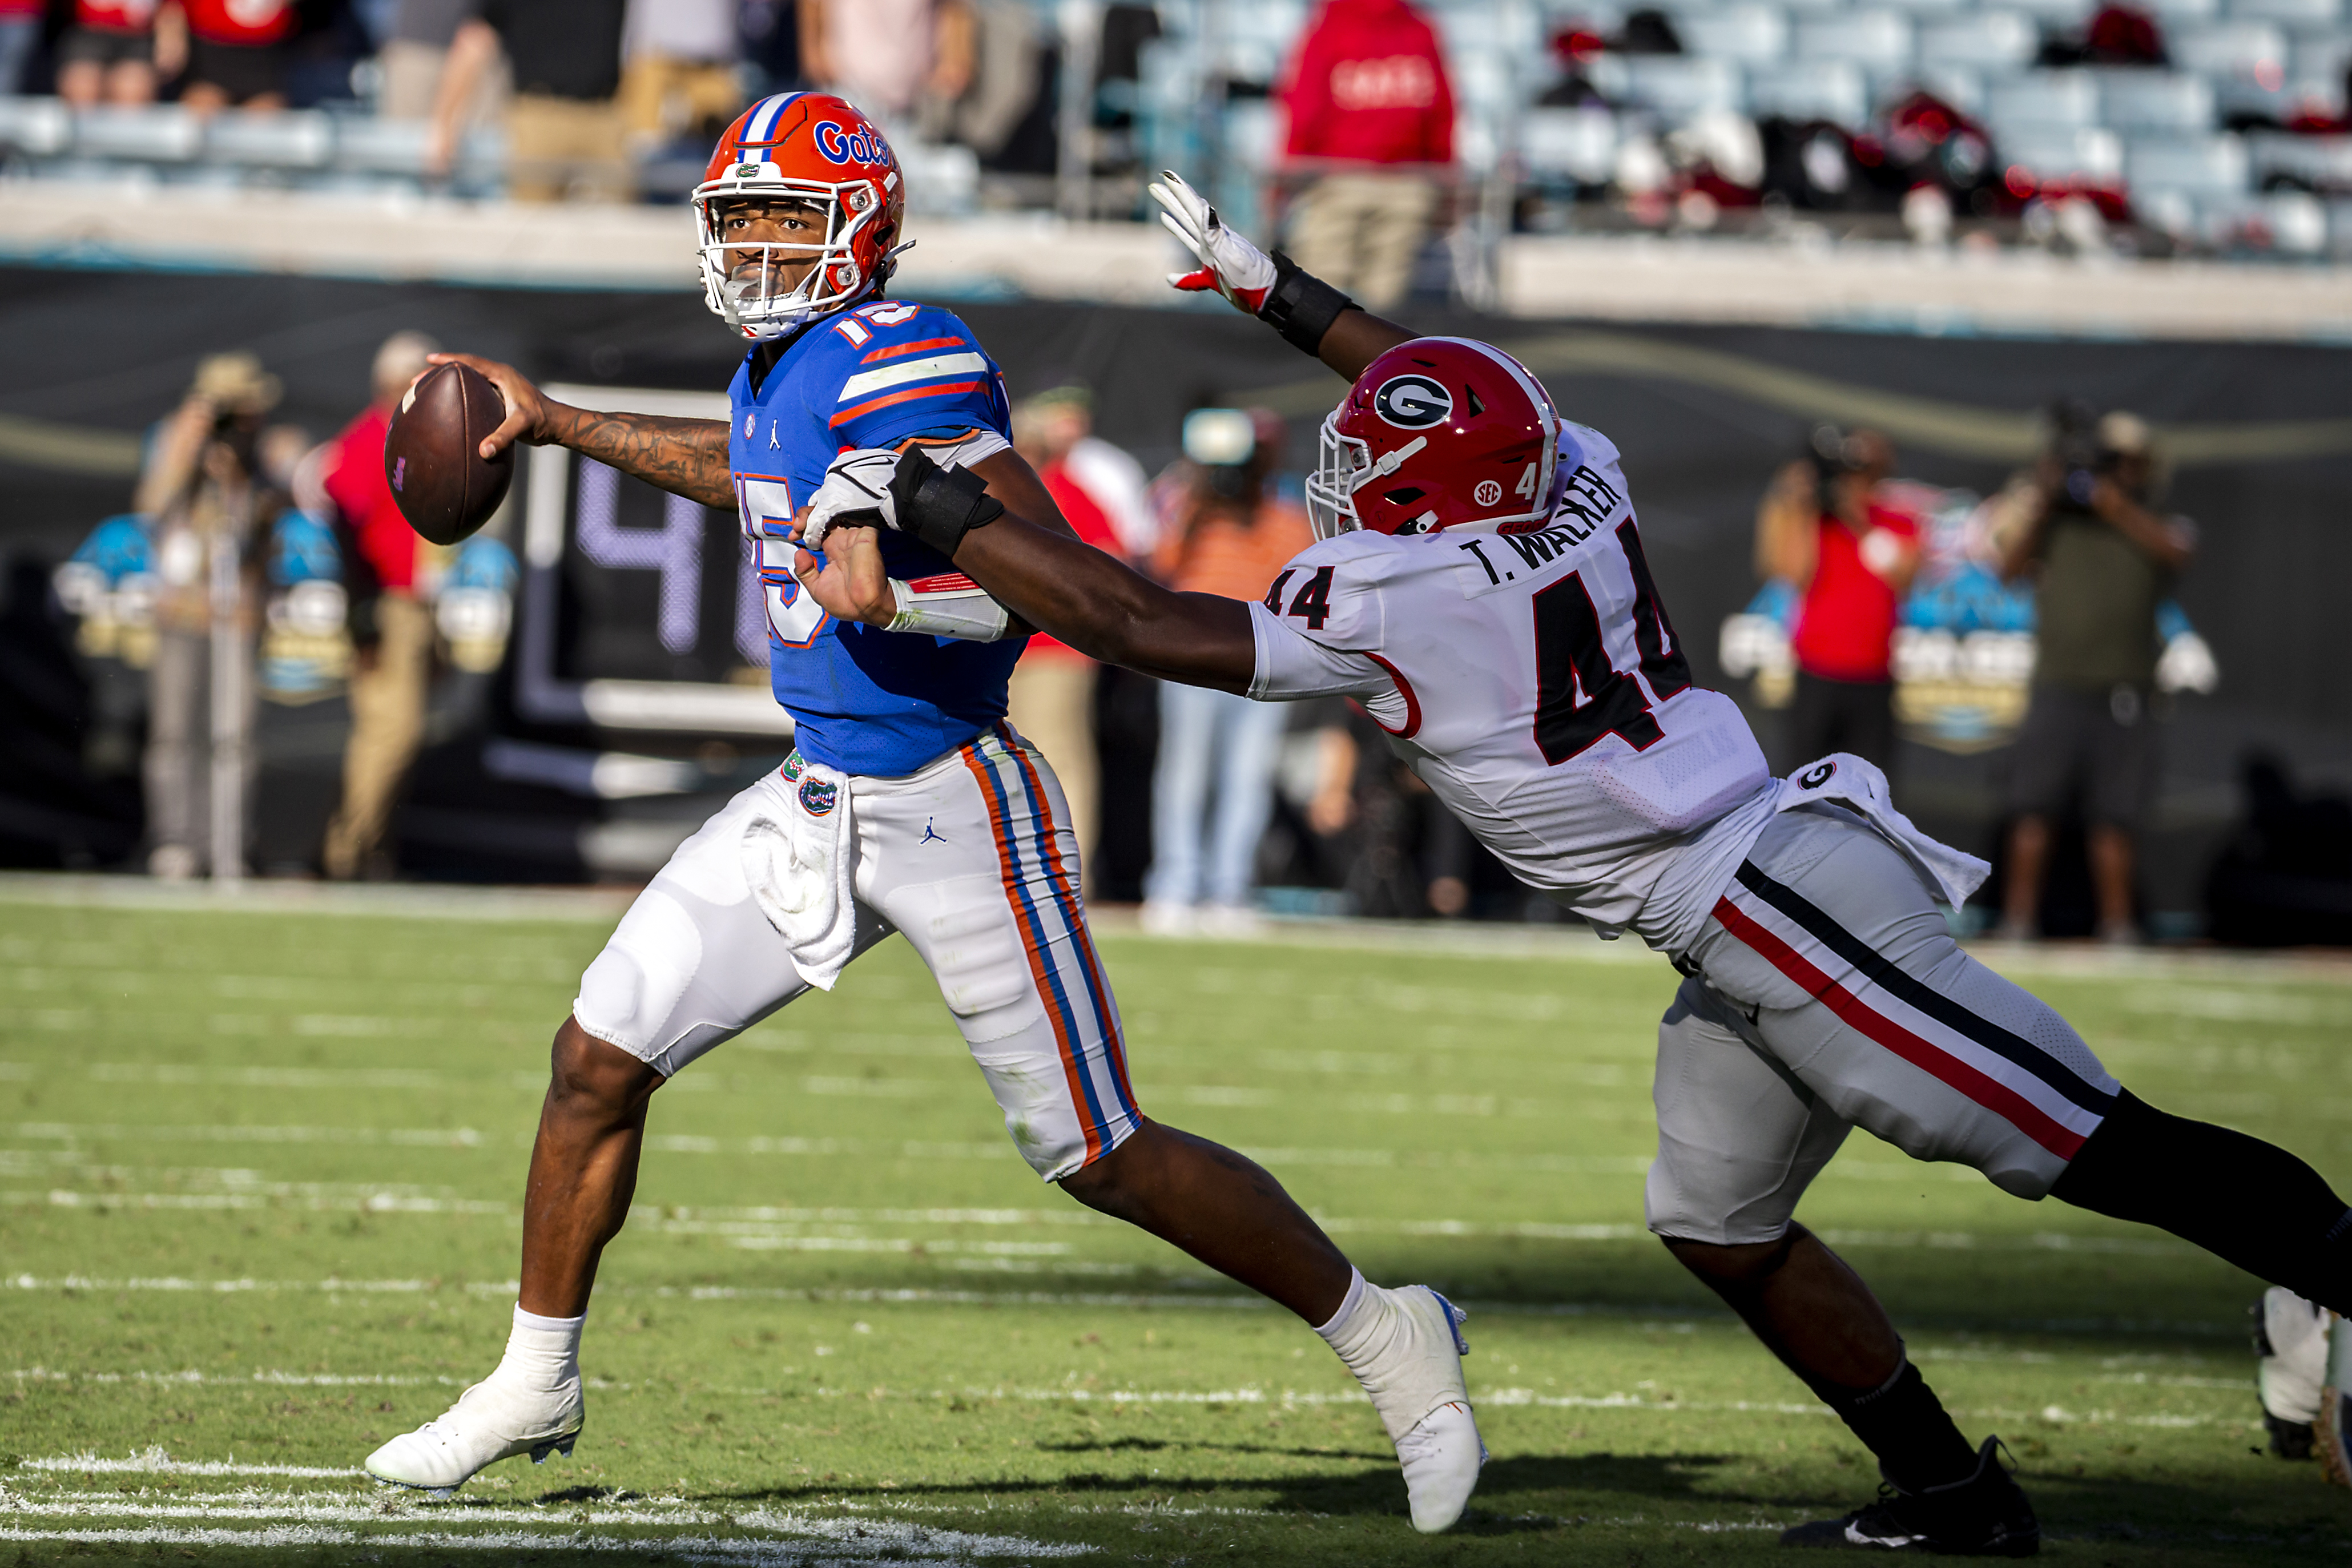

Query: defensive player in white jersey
left=788, top=172, right=2352, bottom=1555
left=362, top=112, right=1486, bottom=1534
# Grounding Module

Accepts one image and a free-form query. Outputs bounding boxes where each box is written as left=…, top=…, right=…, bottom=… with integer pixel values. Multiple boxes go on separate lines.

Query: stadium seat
left=1916, top=11, right=2041, bottom=69
left=2227, top=0, right=2341, bottom=22
left=0, top=95, right=69, bottom=156
left=203, top=110, right=332, bottom=168
left=1673, top=5, right=1791, bottom=65
left=2125, top=131, right=2253, bottom=198
left=1876, top=0, right=1968, bottom=13
left=1617, top=54, right=1749, bottom=120
left=1749, top=58, right=1871, bottom=123
left=333, top=115, right=430, bottom=176
left=2249, top=129, right=2352, bottom=187
left=2170, top=19, right=2291, bottom=72
left=1792, top=11, right=1915, bottom=70
left=1984, top=71, right=2103, bottom=132
left=1521, top=106, right=1620, bottom=184
left=2099, top=71, right=2219, bottom=132
left=1913, top=63, right=1988, bottom=112
left=1215, top=0, right=1307, bottom=88
left=70, top=105, right=200, bottom=163
left=1997, top=123, right=2125, bottom=177
left=2001, top=0, right=2097, bottom=22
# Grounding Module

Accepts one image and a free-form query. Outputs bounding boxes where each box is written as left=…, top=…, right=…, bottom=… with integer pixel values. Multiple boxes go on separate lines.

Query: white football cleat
left=1396, top=1396, right=1487, bottom=1533
left=364, top=1374, right=584, bottom=1495
left=2256, top=1288, right=2325, bottom=1461
left=1330, top=1283, right=1485, bottom=1532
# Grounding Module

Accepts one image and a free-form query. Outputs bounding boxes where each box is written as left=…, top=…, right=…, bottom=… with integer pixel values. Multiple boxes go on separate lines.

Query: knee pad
left=573, top=889, right=703, bottom=1066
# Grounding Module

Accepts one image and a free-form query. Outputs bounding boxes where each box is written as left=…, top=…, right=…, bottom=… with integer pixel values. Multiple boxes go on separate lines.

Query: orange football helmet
left=692, top=93, right=908, bottom=340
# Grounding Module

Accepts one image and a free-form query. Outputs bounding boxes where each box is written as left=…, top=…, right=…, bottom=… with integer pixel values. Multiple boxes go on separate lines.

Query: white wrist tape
left=888, top=572, right=1012, bottom=641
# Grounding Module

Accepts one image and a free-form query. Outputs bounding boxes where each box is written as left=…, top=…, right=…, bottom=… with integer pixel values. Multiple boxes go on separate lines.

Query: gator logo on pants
left=798, top=776, right=837, bottom=817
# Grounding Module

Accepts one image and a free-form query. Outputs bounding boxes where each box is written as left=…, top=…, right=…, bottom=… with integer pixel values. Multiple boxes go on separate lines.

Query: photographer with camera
left=1753, top=424, right=1922, bottom=776
left=1992, top=405, right=2196, bottom=944
left=134, top=352, right=288, bottom=882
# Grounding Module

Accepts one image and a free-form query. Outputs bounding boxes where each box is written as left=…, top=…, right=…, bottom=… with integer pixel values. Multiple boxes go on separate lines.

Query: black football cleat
left=1782, top=1436, right=2039, bottom=1555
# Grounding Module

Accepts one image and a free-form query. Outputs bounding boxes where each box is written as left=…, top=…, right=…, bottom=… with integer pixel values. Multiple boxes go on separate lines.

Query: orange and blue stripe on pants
left=960, top=723, right=1142, bottom=1167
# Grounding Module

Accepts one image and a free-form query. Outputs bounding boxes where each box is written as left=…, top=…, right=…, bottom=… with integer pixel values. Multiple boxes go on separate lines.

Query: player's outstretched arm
left=429, top=353, right=735, bottom=510
left=794, top=509, right=1256, bottom=694
left=1149, top=171, right=1413, bottom=382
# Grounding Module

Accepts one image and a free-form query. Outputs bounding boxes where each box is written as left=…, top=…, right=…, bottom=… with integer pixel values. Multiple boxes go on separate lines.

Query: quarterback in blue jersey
left=362, top=93, right=1487, bottom=1532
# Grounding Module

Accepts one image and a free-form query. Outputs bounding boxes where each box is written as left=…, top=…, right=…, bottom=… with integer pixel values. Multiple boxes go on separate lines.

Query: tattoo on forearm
left=561, top=412, right=734, bottom=509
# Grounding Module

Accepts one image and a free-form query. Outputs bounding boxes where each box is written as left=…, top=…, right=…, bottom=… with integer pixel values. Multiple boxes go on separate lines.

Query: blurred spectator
left=57, top=0, right=160, bottom=107
left=0, top=0, right=41, bottom=96
left=1005, top=385, right=1143, bottom=884
left=320, top=331, right=438, bottom=882
left=2043, top=4, right=2167, bottom=68
left=1277, top=0, right=1455, bottom=312
left=799, top=0, right=972, bottom=127
left=738, top=0, right=805, bottom=98
left=935, top=0, right=1041, bottom=158
left=176, top=0, right=296, bottom=112
left=136, top=352, right=283, bottom=881
left=1753, top=425, right=1920, bottom=775
left=431, top=0, right=629, bottom=201
left=1142, top=408, right=1313, bottom=933
left=619, top=0, right=744, bottom=155
left=1992, top=406, right=2195, bottom=944
left=378, top=0, right=506, bottom=123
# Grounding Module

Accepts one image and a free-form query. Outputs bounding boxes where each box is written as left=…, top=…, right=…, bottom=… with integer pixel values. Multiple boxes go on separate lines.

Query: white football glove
left=799, top=448, right=901, bottom=550
left=1149, top=170, right=1278, bottom=315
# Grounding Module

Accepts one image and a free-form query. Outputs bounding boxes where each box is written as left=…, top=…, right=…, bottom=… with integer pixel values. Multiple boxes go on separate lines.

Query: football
left=384, top=361, right=515, bottom=546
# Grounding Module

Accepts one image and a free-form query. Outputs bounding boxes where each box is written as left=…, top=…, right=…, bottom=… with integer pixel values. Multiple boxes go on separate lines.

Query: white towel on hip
left=743, top=760, right=857, bottom=990
left=1772, top=752, right=1990, bottom=911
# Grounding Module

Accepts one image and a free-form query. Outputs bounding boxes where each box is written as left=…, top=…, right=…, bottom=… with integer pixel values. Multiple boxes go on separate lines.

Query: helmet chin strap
left=1349, top=435, right=1428, bottom=497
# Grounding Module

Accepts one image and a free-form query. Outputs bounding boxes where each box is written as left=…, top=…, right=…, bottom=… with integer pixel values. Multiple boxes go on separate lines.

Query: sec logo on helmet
left=1371, top=374, right=1453, bottom=430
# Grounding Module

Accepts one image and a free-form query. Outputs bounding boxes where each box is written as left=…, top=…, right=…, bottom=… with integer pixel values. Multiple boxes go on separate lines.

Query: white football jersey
left=1248, top=422, right=1778, bottom=953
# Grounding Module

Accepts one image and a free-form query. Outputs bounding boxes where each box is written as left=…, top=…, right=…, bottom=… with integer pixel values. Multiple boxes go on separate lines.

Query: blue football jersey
left=730, top=299, right=1026, bottom=776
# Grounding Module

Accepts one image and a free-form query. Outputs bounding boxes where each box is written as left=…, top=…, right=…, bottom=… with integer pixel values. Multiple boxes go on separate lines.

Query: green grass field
left=5, top=878, right=2352, bottom=1565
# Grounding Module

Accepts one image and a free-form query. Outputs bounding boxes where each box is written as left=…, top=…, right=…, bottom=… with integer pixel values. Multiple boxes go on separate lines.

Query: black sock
left=1809, top=1355, right=1982, bottom=1493
left=2051, top=1088, right=2352, bottom=1312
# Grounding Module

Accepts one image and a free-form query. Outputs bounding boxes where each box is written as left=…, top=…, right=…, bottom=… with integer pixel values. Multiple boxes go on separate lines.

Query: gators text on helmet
left=692, top=93, right=908, bottom=340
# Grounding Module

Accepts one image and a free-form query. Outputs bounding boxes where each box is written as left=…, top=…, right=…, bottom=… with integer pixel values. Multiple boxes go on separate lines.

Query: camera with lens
left=1807, top=423, right=1864, bottom=486
left=1184, top=407, right=1259, bottom=500
left=2046, top=397, right=2113, bottom=514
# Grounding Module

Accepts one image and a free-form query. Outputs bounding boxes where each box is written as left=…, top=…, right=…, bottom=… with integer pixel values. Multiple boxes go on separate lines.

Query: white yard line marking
left=13, top=1370, right=448, bottom=1387
left=0, top=1524, right=1090, bottom=1561
left=13, top=1122, right=485, bottom=1147
left=18, top=1453, right=361, bottom=1477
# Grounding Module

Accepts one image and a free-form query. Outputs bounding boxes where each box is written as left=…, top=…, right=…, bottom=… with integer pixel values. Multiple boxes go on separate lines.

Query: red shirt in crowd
left=74, top=0, right=158, bottom=31
left=182, top=0, right=295, bottom=46
left=1021, top=458, right=1126, bottom=660
left=324, top=405, right=420, bottom=594
left=1280, top=0, right=1455, bottom=166
left=1789, top=502, right=1919, bottom=684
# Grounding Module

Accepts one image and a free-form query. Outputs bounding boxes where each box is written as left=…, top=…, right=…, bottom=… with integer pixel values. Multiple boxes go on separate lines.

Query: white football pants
left=573, top=723, right=1143, bottom=1180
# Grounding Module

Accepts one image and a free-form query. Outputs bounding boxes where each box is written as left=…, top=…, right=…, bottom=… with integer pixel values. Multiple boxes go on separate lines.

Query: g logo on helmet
left=815, top=121, right=886, bottom=166
left=1370, top=374, right=1453, bottom=430
left=1473, top=479, right=1503, bottom=506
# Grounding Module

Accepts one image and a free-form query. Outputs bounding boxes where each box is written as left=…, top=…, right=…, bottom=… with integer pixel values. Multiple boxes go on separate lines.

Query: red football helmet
left=692, top=93, right=908, bottom=340
left=1306, top=338, right=1562, bottom=540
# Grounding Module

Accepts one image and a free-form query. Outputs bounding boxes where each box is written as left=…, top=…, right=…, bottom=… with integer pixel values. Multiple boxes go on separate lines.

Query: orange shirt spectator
left=1154, top=494, right=1314, bottom=603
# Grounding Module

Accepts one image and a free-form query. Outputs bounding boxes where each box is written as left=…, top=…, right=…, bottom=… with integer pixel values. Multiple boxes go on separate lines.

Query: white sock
left=1314, top=1267, right=1370, bottom=1344
left=495, top=1304, right=584, bottom=1393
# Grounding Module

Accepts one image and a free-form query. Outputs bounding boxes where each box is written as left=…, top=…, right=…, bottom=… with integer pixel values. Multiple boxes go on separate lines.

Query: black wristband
left=889, top=446, right=1005, bottom=558
left=1259, top=252, right=1357, bottom=357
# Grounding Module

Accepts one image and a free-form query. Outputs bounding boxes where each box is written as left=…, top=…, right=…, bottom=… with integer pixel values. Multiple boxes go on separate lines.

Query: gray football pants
left=1646, top=807, right=2123, bottom=1247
